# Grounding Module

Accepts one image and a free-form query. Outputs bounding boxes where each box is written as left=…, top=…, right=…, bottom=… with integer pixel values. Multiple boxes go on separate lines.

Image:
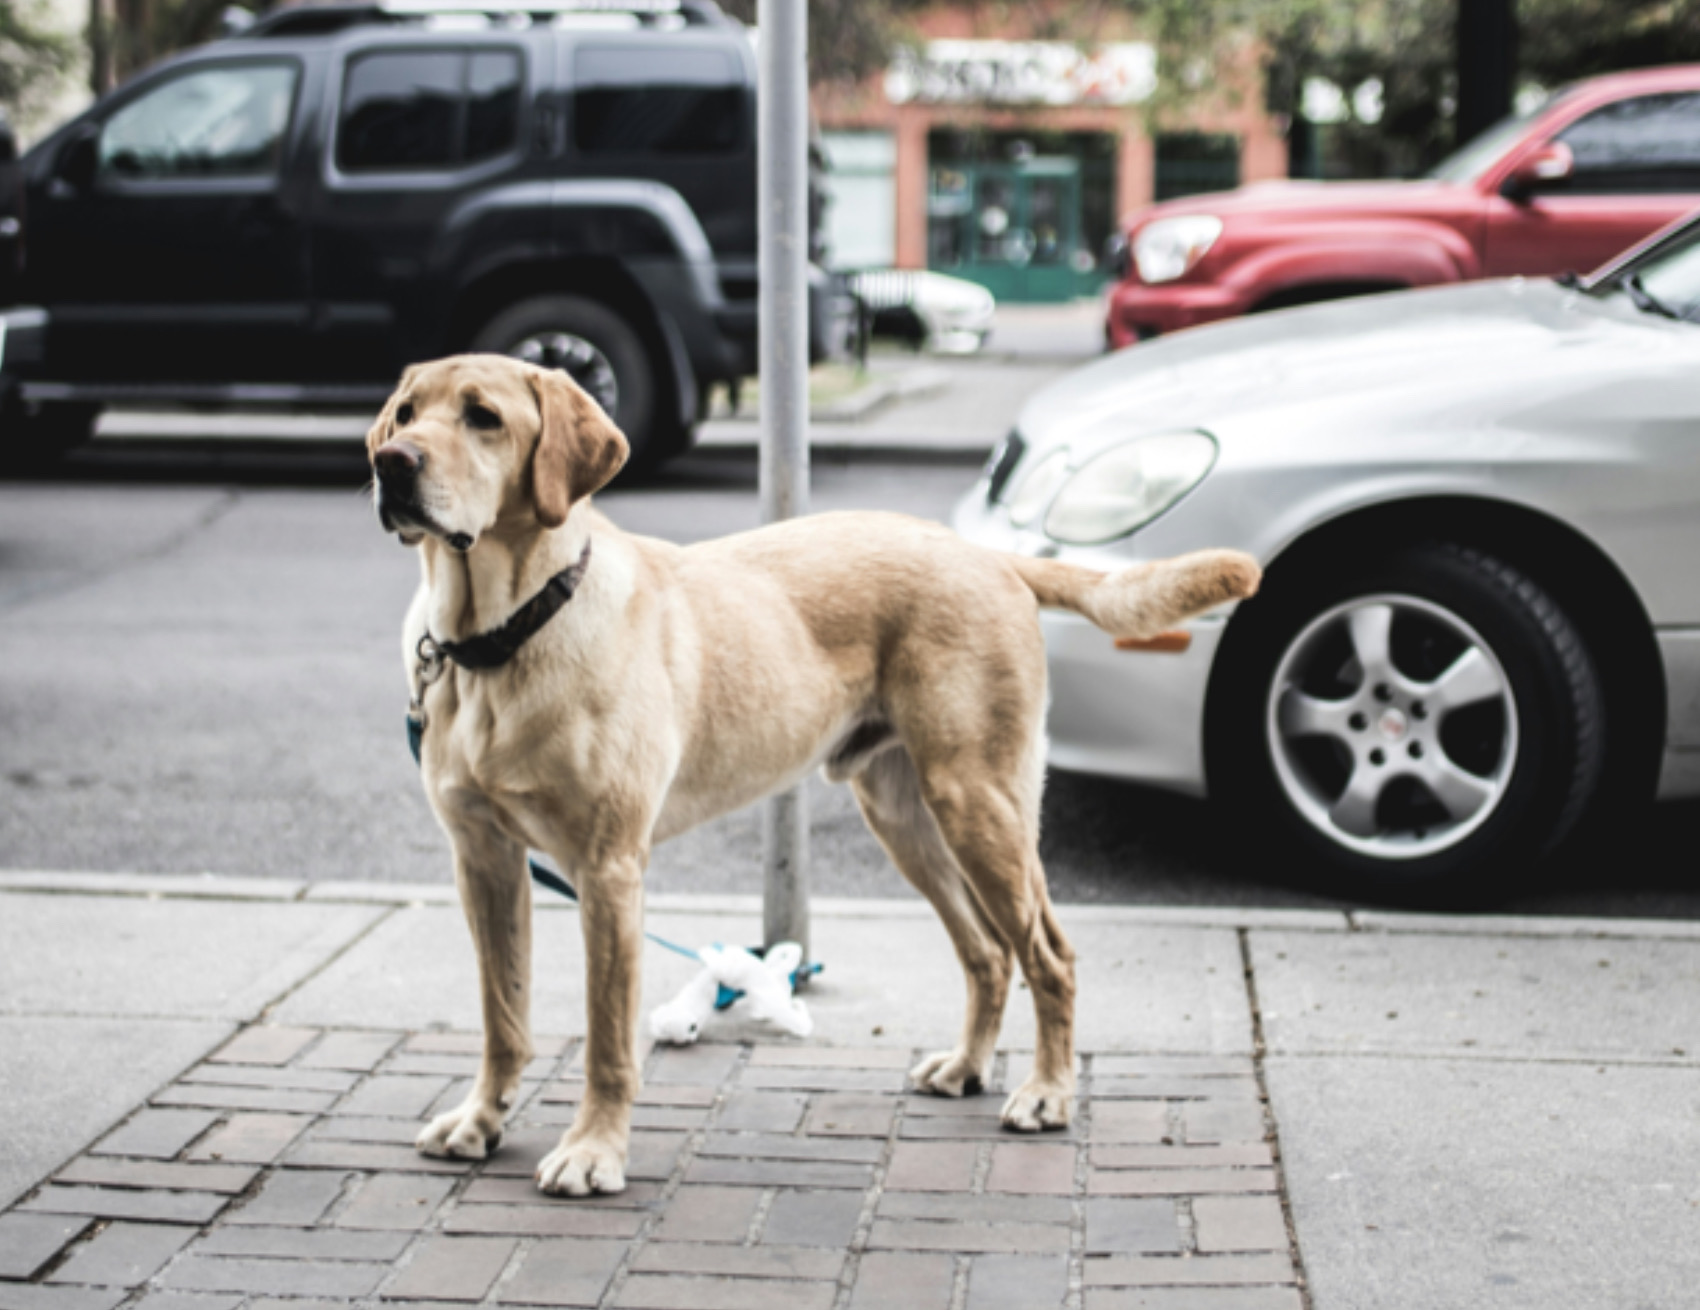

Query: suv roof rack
left=243, top=0, right=731, bottom=39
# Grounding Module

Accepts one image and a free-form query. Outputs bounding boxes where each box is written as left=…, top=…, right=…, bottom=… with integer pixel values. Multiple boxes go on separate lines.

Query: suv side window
left=1551, top=92, right=1700, bottom=194
left=337, top=49, right=522, bottom=172
left=466, top=52, right=523, bottom=161
left=100, top=63, right=298, bottom=180
left=572, top=45, right=744, bottom=156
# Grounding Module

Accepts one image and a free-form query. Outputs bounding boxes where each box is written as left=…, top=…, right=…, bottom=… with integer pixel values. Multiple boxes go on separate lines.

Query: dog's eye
left=396, top=402, right=414, bottom=427
left=465, top=403, right=501, bottom=431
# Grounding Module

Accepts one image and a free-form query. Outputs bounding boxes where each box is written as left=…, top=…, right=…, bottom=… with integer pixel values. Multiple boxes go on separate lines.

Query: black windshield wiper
left=1623, top=272, right=1682, bottom=320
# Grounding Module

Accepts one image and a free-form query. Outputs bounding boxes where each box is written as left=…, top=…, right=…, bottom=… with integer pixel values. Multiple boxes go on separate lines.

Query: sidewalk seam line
left=1239, top=925, right=1313, bottom=1310
left=8, top=1021, right=239, bottom=1240
left=254, top=902, right=402, bottom=1024
left=1066, top=1053, right=1091, bottom=1310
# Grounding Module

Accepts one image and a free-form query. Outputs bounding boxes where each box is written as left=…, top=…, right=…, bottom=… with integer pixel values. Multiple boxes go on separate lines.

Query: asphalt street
left=3, top=425, right=1699, bottom=917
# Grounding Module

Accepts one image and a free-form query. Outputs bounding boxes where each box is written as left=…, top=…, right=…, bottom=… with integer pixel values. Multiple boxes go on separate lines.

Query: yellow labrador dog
left=368, top=354, right=1259, bottom=1197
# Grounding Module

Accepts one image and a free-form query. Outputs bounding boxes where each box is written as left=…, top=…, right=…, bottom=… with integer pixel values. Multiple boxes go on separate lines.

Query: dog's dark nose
left=374, top=440, right=424, bottom=481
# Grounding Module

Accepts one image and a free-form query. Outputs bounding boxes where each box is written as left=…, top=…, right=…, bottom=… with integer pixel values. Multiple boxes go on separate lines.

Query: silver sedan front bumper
left=1039, top=609, right=1223, bottom=797
left=953, top=483, right=1221, bottom=799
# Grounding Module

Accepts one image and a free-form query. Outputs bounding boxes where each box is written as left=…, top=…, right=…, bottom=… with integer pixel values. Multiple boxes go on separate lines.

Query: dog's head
left=367, top=354, right=629, bottom=550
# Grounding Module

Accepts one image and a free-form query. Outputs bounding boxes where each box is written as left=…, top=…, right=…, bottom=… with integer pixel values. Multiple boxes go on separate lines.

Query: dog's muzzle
left=372, top=440, right=471, bottom=549
left=373, top=440, right=424, bottom=531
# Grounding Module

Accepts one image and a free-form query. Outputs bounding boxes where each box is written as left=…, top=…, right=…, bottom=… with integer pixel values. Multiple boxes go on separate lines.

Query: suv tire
left=0, top=399, right=99, bottom=473
left=472, top=295, right=667, bottom=471
left=1207, top=542, right=1605, bottom=906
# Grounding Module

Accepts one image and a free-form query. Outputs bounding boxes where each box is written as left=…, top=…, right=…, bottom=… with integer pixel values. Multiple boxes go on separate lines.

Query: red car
left=1106, top=64, right=1700, bottom=347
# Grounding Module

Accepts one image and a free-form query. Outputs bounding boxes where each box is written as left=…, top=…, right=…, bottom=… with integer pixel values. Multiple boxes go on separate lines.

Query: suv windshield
left=1602, top=219, right=1700, bottom=321
left=1427, top=91, right=1566, bottom=183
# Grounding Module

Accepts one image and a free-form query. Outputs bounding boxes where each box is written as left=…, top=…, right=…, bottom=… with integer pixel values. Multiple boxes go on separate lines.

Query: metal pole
left=757, top=0, right=810, bottom=962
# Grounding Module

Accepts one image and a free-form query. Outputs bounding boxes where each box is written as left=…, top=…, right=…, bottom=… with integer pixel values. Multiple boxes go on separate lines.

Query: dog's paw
left=416, top=1103, right=504, bottom=1160
left=536, top=1135, right=627, bottom=1197
left=999, top=1079, right=1073, bottom=1132
left=910, top=1049, right=986, bottom=1098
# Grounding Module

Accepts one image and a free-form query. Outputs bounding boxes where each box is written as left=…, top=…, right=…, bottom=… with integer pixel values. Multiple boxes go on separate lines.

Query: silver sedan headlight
left=1006, top=447, right=1073, bottom=528
left=1043, top=431, right=1218, bottom=545
left=1133, top=215, right=1223, bottom=284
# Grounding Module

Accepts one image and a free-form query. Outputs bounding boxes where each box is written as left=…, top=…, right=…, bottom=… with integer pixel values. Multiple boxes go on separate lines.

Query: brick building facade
left=811, top=5, right=1287, bottom=301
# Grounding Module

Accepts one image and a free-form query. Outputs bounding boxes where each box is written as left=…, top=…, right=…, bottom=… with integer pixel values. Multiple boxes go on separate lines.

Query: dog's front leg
left=536, top=852, right=644, bottom=1196
left=417, top=818, right=532, bottom=1161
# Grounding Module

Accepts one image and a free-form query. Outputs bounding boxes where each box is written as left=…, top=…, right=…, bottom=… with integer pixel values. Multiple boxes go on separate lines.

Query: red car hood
left=1137, top=178, right=1459, bottom=225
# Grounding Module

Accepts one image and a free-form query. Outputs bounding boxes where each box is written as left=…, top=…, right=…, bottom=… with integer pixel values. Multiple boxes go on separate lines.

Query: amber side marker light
left=1114, top=630, right=1193, bottom=654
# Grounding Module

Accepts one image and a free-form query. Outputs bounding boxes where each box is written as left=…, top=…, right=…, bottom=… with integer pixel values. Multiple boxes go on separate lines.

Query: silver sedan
left=952, top=216, right=1700, bottom=903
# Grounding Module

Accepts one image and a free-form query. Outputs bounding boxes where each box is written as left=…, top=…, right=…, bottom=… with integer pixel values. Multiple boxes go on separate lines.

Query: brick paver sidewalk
left=0, top=1027, right=1303, bottom=1309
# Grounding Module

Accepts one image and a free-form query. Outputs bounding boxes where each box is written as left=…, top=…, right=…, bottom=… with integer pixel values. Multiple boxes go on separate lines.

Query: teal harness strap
left=406, top=715, right=819, bottom=1009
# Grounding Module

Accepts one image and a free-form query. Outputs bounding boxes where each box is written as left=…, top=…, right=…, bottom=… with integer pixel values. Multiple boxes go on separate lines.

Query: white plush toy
left=650, top=942, right=813, bottom=1044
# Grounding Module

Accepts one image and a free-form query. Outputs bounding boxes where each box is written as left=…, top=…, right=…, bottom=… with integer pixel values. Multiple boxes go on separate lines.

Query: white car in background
left=953, top=215, right=1700, bottom=904
left=850, top=269, right=994, bottom=354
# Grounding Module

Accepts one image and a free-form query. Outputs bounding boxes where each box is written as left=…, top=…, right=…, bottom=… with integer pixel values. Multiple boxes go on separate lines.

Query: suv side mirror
left=0, top=118, right=17, bottom=165
left=52, top=125, right=99, bottom=194
left=1502, top=141, right=1573, bottom=202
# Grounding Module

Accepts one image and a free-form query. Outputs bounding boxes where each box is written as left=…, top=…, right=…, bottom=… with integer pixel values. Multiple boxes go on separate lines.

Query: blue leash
left=407, top=715, right=819, bottom=1009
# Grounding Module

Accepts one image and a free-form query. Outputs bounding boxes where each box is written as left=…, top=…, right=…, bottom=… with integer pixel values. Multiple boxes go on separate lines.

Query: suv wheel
left=472, top=296, right=664, bottom=469
left=1208, top=542, right=1605, bottom=906
left=0, top=399, right=99, bottom=473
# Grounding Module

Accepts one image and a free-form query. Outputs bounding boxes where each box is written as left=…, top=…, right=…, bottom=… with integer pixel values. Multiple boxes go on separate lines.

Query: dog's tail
left=1008, top=549, right=1262, bottom=641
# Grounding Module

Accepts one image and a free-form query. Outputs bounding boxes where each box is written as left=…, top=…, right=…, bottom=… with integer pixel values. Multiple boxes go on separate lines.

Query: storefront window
left=822, top=130, right=897, bottom=270
left=927, top=129, right=1116, bottom=302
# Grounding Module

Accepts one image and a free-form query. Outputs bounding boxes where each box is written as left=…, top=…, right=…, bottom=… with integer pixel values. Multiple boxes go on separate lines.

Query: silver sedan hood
left=983, top=276, right=1700, bottom=629
left=1019, top=278, right=1693, bottom=460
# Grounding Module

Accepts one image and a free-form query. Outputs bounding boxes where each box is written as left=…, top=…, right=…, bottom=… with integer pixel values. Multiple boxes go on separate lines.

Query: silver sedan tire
left=1208, top=542, right=1605, bottom=905
left=1268, top=594, right=1519, bottom=861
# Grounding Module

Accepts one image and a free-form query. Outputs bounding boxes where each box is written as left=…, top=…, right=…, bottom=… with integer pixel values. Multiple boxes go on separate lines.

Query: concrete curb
left=0, top=869, right=1338, bottom=929
left=700, top=364, right=953, bottom=427
left=814, top=363, right=952, bottom=422
left=0, top=870, right=309, bottom=901
left=7, top=868, right=1700, bottom=939
left=1348, top=909, right=1700, bottom=939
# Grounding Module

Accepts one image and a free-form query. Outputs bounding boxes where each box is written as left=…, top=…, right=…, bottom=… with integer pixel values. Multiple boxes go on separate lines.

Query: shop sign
left=884, top=40, right=1157, bottom=107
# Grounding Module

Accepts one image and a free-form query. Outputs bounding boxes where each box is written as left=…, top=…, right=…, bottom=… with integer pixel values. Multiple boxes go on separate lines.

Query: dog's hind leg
left=852, top=748, right=1014, bottom=1098
left=911, top=753, right=1077, bottom=1133
left=417, top=817, right=533, bottom=1161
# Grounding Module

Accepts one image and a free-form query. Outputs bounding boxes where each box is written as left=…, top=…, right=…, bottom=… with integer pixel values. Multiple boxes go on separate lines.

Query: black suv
left=0, top=0, right=830, bottom=467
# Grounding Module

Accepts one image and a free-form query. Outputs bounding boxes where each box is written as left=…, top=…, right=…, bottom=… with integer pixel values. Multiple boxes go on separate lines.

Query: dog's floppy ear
left=528, top=365, right=630, bottom=528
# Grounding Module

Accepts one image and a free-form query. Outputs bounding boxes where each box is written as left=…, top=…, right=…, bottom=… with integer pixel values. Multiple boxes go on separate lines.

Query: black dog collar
left=429, top=539, right=593, bottom=672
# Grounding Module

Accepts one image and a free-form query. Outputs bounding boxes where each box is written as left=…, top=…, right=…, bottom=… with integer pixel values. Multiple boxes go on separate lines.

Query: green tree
left=718, top=0, right=930, bottom=85
left=1520, top=0, right=1700, bottom=81
left=92, top=0, right=235, bottom=91
left=0, top=0, right=74, bottom=124
left=1152, top=0, right=1700, bottom=176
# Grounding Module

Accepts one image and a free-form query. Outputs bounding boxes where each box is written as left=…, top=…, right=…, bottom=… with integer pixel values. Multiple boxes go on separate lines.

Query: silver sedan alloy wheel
left=1266, top=594, right=1519, bottom=860
left=508, top=332, right=620, bottom=418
